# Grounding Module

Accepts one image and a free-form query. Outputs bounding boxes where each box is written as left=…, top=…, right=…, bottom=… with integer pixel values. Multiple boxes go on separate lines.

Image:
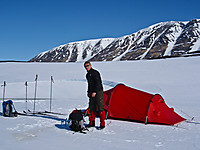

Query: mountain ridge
left=29, top=19, right=200, bottom=62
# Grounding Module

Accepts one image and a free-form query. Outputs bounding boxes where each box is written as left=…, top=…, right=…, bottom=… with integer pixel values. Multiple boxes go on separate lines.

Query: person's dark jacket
left=86, top=68, right=103, bottom=94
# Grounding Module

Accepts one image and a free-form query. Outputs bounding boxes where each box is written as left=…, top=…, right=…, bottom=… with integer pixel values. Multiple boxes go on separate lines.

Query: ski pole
left=33, top=74, right=38, bottom=113
left=1, top=81, right=6, bottom=102
left=25, top=81, right=28, bottom=112
left=50, top=76, right=54, bottom=112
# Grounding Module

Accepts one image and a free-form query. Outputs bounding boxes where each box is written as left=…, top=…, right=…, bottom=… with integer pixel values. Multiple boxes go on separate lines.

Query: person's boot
left=86, top=111, right=96, bottom=128
left=99, top=110, right=106, bottom=129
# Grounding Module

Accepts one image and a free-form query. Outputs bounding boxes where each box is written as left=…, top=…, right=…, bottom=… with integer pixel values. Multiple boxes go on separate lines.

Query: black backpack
left=2, top=100, right=17, bottom=117
left=68, top=109, right=85, bottom=132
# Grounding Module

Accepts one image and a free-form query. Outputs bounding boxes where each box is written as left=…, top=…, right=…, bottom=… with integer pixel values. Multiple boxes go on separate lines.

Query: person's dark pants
left=88, top=90, right=106, bottom=127
left=89, top=90, right=104, bottom=112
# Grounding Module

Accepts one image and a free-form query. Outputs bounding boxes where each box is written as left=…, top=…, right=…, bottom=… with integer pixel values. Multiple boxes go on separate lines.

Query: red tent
left=103, top=84, right=185, bottom=125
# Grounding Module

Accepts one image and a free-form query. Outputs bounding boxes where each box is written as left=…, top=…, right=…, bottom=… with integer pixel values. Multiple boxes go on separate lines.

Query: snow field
left=0, top=57, right=200, bottom=150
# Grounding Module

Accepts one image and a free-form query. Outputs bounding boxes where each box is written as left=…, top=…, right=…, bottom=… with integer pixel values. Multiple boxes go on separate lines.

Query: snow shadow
left=30, top=114, right=72, bottom=131
left=186, top=120, right=200, bottom=125
left=21, top=113, right=67, bottom=125
left=55, top=123, right=71, bottom=131
left=32, top=114, right=66, bottom=122
left=102, top=80, right=118, bottom=87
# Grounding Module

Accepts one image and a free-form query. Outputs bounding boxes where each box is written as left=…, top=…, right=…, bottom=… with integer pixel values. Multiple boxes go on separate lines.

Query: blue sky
left=0, top=0, right=199, bottom=61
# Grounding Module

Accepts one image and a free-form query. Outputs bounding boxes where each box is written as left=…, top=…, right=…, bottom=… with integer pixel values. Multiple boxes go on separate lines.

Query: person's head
left=84, top=61, right=92, bottom=72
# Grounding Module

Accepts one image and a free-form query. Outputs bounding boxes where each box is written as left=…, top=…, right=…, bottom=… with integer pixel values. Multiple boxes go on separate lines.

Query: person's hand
left=91, top=92, right=96, bottom=97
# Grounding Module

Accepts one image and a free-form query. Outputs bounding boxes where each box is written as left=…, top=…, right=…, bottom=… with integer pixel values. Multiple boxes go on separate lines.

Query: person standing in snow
left=84, top=61, right=106, bottom=129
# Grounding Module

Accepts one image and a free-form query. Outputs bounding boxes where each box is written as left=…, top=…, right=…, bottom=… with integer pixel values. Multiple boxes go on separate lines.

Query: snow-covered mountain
left=29, top=19, right=200, bottom=62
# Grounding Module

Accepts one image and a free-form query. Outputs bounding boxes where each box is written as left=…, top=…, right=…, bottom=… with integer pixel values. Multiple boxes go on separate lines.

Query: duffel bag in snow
left=68, top=109, right=84, bottom=132
left=2, top=100, right=17, bottom=117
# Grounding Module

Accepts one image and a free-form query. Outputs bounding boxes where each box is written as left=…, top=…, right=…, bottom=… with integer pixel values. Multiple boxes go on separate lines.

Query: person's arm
left=92, top=71, right=102, bottom=95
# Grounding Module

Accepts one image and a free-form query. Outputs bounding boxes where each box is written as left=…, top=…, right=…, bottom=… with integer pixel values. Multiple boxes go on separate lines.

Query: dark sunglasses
left=84, top=65, right=90, bottom=68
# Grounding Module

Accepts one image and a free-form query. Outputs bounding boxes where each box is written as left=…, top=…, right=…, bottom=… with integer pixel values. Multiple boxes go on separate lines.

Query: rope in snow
left=173, top=105, right=194, bottom=121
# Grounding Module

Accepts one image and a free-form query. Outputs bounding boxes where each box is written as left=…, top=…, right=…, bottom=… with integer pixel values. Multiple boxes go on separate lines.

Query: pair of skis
left=26, top=74, right=54, bottom=113
left=23, top=109, right=67, bottom=116
left=15, top=109, right=67, bottom=125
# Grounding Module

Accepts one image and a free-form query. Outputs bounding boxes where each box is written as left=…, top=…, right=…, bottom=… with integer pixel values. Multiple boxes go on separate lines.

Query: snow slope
left=0, top=57, right=200, bottom=150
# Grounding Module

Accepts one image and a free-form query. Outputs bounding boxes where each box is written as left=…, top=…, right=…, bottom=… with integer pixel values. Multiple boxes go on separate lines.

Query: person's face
left=84, top=63, right=92, bottom=72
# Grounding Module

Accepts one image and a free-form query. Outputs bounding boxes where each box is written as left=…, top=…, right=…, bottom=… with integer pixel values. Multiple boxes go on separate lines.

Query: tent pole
left=145, top=116, right=148, bottom=124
